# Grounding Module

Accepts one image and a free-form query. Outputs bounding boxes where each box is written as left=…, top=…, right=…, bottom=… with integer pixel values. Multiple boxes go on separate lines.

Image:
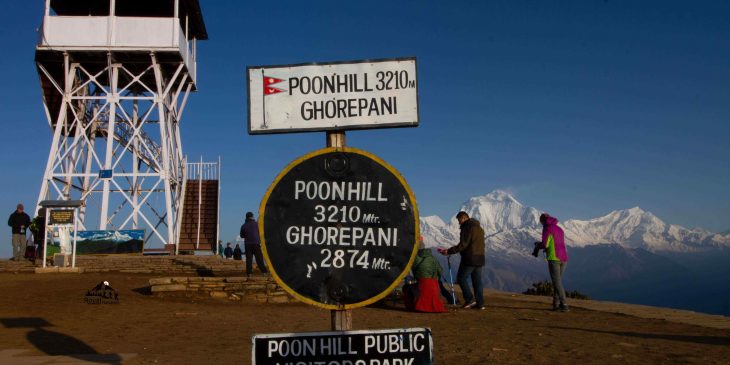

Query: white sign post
left=248, top=58, right=418, bottom=134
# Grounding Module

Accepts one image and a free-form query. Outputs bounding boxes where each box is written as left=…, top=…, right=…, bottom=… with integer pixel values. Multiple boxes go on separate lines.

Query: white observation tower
left=35, top=0, right=208, bottom=251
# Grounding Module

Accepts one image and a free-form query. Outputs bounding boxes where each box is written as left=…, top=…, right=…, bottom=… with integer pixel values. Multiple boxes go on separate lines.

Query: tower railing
left=186, top=160, right=219, bottom=181
left=39, top=15, right=197, bottom=84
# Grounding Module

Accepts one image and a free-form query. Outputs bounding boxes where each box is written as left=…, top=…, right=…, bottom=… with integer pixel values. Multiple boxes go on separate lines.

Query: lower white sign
left=252, top=328, right=433, bottom=365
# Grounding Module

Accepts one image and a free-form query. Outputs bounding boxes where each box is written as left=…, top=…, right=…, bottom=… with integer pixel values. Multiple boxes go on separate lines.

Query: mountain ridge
left=420, top=190, right=730, bottom=253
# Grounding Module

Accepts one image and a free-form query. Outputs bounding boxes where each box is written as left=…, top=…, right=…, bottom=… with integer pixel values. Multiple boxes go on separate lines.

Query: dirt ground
left=0, top=273, right=728, bottom=365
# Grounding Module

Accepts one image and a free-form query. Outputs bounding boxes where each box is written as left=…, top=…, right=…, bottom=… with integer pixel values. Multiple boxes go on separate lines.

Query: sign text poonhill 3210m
left=247, top=58, right=418, bottom=134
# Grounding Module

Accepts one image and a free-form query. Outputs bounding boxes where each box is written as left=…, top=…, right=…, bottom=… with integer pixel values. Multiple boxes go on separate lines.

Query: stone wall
left=0, top=259, right=36, bottom=273
left=149, top=276, right=295, bottom=304
left=77, top=256, right=249, bottom=275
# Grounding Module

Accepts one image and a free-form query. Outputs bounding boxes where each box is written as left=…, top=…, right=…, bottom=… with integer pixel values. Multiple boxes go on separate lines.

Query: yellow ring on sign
left=258, top=146, right=420, bottom=310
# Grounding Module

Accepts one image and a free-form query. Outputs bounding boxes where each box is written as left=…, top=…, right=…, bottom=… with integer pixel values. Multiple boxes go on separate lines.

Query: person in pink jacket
left=533, top=213, right=569, bottom=312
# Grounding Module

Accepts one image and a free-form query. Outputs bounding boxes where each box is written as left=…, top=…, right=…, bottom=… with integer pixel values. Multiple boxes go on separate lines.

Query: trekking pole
left=447, top=255, right=456, bottom=305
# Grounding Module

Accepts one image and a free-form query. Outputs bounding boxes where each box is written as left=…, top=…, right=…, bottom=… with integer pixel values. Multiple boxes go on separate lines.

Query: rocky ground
left=0, top=272, right=728, bottom=364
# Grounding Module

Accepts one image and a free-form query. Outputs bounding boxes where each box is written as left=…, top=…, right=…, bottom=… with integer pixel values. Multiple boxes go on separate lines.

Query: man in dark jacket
left=8, top=204, right=31, bottom=261
left=440, top=211, right=486, bottom=309
left=240, top=212, right=268, bottom=276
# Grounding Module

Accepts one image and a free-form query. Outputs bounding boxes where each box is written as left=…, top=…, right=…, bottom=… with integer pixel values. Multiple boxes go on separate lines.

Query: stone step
left=148, top=275, right=293, bottom=304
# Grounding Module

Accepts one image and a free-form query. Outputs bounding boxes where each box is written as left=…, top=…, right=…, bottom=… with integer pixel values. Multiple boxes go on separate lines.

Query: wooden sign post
left=249, top=57, right=422, bottom=363
left=329, top=130, right=350, bottom=331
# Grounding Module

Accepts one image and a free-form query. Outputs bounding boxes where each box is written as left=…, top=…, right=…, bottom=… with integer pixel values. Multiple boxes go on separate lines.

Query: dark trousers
left=456, top=265, right=484, bottom=307
left=245, top=244, right=268, bottom=275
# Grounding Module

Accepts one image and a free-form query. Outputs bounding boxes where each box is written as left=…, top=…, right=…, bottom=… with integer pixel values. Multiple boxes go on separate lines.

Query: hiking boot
left=461, top=301, right=477, bottom=309
left=557, top=304, right=570, bottom=312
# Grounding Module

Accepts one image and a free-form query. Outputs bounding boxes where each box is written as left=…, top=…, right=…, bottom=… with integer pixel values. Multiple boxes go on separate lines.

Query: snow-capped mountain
left=77, top=230, right=141, bottom=243
left=459, top=190, right=543, bottom=234
left=421, top=190, right=730, bottom=253
left=421, top=190, right=542, bottom=255
left=562, top=207, right=730, bottom=252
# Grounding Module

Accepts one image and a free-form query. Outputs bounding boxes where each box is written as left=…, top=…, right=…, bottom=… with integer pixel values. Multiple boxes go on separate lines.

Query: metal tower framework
left=36, top=52, right=193, bottom=247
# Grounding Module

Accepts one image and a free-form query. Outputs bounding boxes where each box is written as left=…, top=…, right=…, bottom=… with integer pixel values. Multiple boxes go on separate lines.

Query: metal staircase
left=95, top=121, right=162, bottom=172
left=177, top=159, right=220, bottom=252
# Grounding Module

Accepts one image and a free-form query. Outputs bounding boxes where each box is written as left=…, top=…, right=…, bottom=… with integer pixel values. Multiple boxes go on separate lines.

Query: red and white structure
left=34, top=0, right=207, bottom=250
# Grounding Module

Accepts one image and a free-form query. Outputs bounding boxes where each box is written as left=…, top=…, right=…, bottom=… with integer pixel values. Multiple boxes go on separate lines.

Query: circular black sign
left=260, top=147, right=419, bottom=309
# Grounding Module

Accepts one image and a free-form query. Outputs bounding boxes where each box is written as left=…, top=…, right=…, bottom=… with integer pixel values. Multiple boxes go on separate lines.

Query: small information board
left=49, top=209, right=74, bottom=225
left=252, top=328, right=433, bottom=365
left=260, top=147, right=419, bottom=309
left=99, top=169, right=113, bottom=179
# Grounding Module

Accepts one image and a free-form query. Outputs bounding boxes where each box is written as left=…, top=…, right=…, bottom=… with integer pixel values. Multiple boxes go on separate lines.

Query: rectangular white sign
left=252, top=328, right=433, bottom=365
left=247, top=57, right=419, bottom=134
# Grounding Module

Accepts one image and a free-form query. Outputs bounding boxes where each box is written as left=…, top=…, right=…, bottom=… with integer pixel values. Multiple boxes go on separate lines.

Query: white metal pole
left=42, top=209, right=49, bottom=268
left=152, top=53, right=177, bottom=247
left=35, top=54, right=71, bottom=214
left=72, top=209, right=78, bottom=268
left=196, top=156, right=202, bottom=250
left=108, top=0, right=116, bottom=46
left=99, top=56, right=117, bottom=229
left=176, top=156, right=187, bottom=256
left=132, top=101, right=139, bottom=229
left=216, top=156, right=221, bottom=256
left=65, top=113, right=85, bottom=198
left=79, top=114, right=96, bottom=225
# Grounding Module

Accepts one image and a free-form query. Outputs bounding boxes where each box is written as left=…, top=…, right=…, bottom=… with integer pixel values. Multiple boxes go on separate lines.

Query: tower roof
left=50, top=0, right=208, bottom=40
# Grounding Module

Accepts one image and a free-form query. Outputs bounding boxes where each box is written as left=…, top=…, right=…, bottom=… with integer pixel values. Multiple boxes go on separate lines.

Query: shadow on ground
left=132, top=285, right=152, bottom=295
left=550, top=325, right=730, bottom=346
left=1, top=317, right=124, bottom=364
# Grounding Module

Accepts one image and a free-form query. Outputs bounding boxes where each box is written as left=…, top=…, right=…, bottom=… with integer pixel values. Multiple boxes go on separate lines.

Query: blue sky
left=1, top=1, right=729, bottom=255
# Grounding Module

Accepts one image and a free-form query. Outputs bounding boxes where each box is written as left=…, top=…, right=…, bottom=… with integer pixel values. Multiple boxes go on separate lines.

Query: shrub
left=523, top=280, right=590, bottom=300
